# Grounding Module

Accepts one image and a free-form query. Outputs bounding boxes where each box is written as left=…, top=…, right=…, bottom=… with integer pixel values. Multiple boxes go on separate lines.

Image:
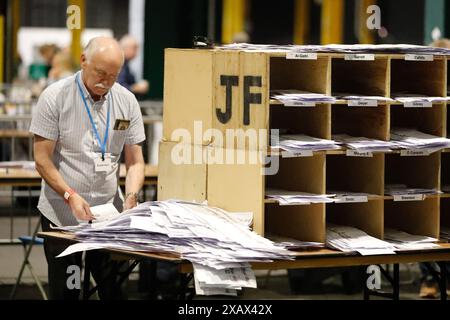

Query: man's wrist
left=64, top=188, right=77, bottom=204
left=124, top=192, right=139, bottom=202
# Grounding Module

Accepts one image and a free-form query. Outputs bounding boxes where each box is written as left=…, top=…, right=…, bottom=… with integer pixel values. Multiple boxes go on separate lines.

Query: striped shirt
left=30, top=71, right=146, bottom=226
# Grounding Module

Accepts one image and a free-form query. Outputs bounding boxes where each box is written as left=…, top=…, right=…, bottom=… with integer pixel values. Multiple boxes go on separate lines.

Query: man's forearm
left=125, top=162, right=145, bottom=196
left=35, top=157, right=71, bottom=198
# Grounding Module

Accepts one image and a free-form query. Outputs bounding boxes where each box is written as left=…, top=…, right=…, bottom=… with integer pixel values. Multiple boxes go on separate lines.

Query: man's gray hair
left=83, top=37, right=124, bottom=63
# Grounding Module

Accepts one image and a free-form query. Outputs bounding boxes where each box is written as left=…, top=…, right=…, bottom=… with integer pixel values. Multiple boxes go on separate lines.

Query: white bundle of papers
left=219, top=43, right=450, bottom=55
left=334, top=94, right=394, bottom=104
left=54, top=200, right=295, bottom=296
left=267, top=234, right=325, bottom=250
left=392, top=94, right=450, bottom=105
left=384, top=228, right=439, bottom=251
left=384, top=184, right=440, bottom=196
left=390, top=128, right=450, bottom=151
left=266, top=188, right=335, bottom=205
left=0, top=161, right=35, bottom=170
left=273, top=133, right=340, bottom=154
left=326, top=224, right=396, bottom=256
left=333, top=134, right=396, bottom=152
left=440, top=227, right=450, bottom=242
left=270, top=90, right=336, bottom=106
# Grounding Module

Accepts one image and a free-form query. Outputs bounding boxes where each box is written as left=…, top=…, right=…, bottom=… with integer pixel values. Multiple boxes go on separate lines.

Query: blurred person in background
left=118, top=35, right=149, bottom=97
left=48, top=51, right=75, bottom=83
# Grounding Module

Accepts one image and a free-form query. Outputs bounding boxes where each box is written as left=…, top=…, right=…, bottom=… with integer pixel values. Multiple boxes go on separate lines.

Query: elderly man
left=30, top=37, right=145, bottom=299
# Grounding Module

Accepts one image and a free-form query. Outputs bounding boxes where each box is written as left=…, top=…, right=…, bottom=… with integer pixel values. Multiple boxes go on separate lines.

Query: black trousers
left=41, top=215, right=126, bottom=300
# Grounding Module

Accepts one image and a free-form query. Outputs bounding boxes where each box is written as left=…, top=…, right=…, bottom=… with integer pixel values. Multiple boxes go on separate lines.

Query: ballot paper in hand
left=90, top=203, right=120, bottom=222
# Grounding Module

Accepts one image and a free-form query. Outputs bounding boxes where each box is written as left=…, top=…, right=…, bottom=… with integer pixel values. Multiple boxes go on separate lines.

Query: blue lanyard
left=76, top=74, right=111, bottom=161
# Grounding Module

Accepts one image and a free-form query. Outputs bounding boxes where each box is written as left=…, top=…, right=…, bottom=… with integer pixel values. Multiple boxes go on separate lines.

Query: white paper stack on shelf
left=333, top=134, right=396, bottom=152
left=270, top=90, right=336, bottom=106
left=384, top=228, right=439, bottom=251
left=329, top=191, right=373, bottom=203
left=272, top=133, right=340, bottom=156
left=384, top=184, right=440, bottom=196
left=267, top=234, right=325, bottom=250
left=334, top=93, right=394, bottom=106
left=266, top=188, right=335, bottom=205
left=54, top=200, right=295, bottom=296
left=326, top=224, right=396, bottom=256
left=390, top=128, right=450, bottom=152
left=219, top=43, right=450, bottom=55
left=392, top=93, right=450, bottom=107
left=440, top=227, right=450, bottom=242
left=0, top=161, right=35, bottom=170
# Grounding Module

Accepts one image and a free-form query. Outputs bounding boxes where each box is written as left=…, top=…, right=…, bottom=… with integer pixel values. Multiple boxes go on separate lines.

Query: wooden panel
left=326, top=154, right=384, bottom=195
left=207, top=147, right=265, bottom=235
left=265, top=203, right=326, bottom=242
left=332, top=104, right=389, bottom=140
left=270, top=104, right=331, bottom=139
left=327, top=199, right=384, bottom=238
left=157, top=142, right=207, bottom=202
left=390, top=59, right=446, bottom=97
left=390, top=104, right=446, bottom=137
left=331, top=58, right=389, bottom=96
left=441, top=198, right=450, bottom=228
left=385, top=198, right=439, bottom=238
left=385, top=152, right=440, bottom=190
left=163, top=49, right=213, bottom=144
left=266, top=154, right=326, bottom=194
left=270, top=56, right=331, bottom=94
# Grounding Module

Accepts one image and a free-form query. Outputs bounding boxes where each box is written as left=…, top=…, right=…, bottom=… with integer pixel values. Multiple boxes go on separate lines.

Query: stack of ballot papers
left=270, top=90, right=336, bottom=106
left=334, top=94, right=394, bottom=105
left=384, top=184, right=440, bottom=196
left=0, top=161, right=35, bottom=170
left=220, top=43, right=450, bottom=55
left=384, top=229, right=439, bottom=251
left=392, top=94, right=450, bottom=107
left=267, top=234, right=325, bottom=250
left=266, top=188, right=335, bottom=205
left=326, top=224, right=396, bottom=255
left=333, top=134, right=396, bottom=152
left=440, top=227, right=450, bottom=242
left=390, top=128, right=450, bottom=152
left=272, top=133, right=340, bottom=155
left=53, top=200, right=295, bottom=296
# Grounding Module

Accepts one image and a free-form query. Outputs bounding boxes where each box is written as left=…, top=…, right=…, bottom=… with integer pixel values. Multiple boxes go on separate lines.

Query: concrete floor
left=0, top=211, right=430, bottom=300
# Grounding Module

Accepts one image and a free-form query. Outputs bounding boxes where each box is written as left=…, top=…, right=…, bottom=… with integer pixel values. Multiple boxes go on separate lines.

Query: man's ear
left=80, top=54, right=87, bottom=69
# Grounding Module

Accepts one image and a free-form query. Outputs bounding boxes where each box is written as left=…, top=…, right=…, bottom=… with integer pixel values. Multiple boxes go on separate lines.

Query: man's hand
left=68, top=194, right=95, bottom=221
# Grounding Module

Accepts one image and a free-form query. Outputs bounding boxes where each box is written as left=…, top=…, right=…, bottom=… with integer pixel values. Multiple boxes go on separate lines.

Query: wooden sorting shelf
left=326, top=154, right=384, bottom=196
left=390, top=57, right=446, bottom=97
left=160, top=48, right=450, bottom=243
left=331, top=56, right=389, bottom=97
left=331, top=104, right=389, bottom=141
left=390, top=104, right=446, bottom=137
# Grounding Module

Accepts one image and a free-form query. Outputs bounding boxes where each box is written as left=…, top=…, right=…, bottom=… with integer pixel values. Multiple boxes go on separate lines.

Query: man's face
left=81, top=53, right=122, bottom=97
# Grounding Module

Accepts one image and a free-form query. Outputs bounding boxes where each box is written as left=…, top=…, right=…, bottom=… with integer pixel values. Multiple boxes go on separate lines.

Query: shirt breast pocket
left=110, top=130, right=127, bottom=155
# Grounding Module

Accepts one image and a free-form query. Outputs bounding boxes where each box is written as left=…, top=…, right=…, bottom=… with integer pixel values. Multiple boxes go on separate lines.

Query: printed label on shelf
left=393, top=194, right=425, bottom=201
left=335, top=196, right=368, bottom=203
left=281, top=150, right=314, bottom=158
left=400, top=149, right=430, bottom=156
left=404, top=54, right=434, bottom=61
left=346, top=150, right=373, bottom=157
left=284, top=101, right=316, bottom=107
left=286, top=52, right=318, bottom=60
left=403, top=101, right=432, bottom=108
left=348, top=99, right=378, bottom=107
left=344, top=54, right=375, bottom=61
